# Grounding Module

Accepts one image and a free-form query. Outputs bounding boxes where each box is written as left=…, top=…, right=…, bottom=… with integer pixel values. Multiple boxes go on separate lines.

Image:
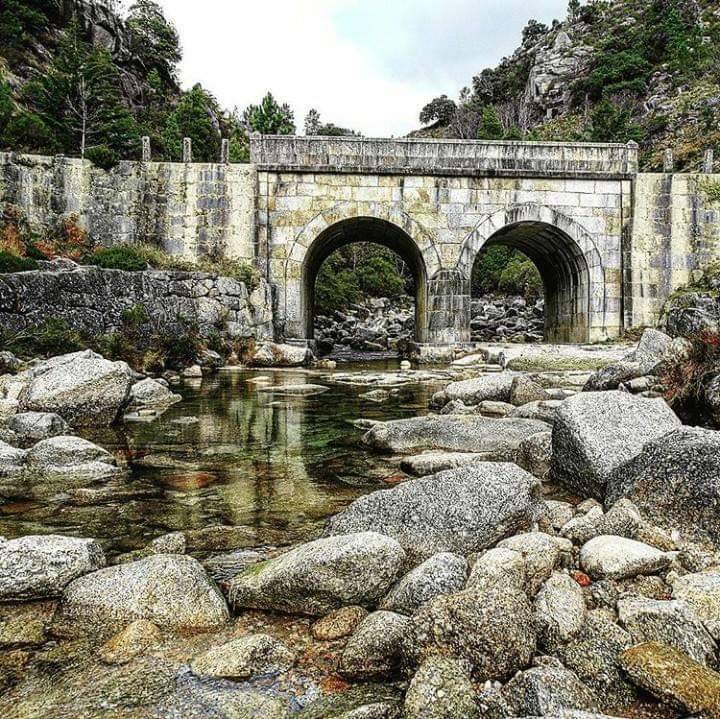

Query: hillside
left=416, top=0, right=720, bottom=171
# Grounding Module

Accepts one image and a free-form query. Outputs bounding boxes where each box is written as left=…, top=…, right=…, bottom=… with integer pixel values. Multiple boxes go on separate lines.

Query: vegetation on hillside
left=418, top=0, right=720, bottom=170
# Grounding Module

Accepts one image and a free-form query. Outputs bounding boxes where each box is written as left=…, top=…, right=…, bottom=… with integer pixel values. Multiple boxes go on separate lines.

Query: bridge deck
left=250, top=136, right=639, bottom=179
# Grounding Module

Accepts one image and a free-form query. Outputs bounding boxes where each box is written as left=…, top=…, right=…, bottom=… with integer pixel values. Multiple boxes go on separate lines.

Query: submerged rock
left=399, top=451, right=488, bottom=476
left=363, top=415, right=549, bottom=457
left=229, top=532, right=405, bottom=616
left=549, top=391, right=680, bottom=500
left=312, top=606, right=368, bottom=641
left=98, top=619, right=163, bottom=665
left=0, top=534, right=105, bottom=601
left=325, top=463, right=541, bottom=563
left=25, top=435, right=119, bottom=476
left=190, top=633, right=295, bottom=679
left=606, top=426, right=720, bottom=543
left=61, top=554, right=229, bottom=631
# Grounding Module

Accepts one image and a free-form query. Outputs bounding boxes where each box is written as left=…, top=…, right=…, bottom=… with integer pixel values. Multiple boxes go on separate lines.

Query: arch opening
left=301, top=217, right=428, bottom=349
left=469, top=221, right=591, bottom=344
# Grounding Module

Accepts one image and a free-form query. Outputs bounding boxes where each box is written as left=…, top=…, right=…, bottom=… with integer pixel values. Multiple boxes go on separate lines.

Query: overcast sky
left=152, top=0, right=568, bottom=137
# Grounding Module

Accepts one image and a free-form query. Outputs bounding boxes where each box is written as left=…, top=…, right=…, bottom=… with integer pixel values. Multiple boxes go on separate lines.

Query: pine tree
left=163, top=84, right=221, bottom=162
left=244, top=93, right=295, bottom=135
left=476, top=105, right=504, bottom=140
left=304, top=108, right=321, bottom=135
left=126, top=0, right=181, bottom=84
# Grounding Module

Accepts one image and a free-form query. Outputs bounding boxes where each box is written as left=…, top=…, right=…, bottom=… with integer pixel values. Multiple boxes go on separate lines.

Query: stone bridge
left=2, top=137, right=719, bottom=347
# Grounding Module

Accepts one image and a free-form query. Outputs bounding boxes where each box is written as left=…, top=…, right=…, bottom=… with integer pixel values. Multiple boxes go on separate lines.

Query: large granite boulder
left=325, top=463, right=542, bottom=563
left=8, top=412, right=69, bottom=441
left=25, top=435, right=119, bottom=477
left=190, top=634, right=295, bottom=679
left=229, top=533, right=405, bottom=616
left=549, top=391, right=680, bottom=500
left=362, top=415, right=548, bottom=457
left=580, top=536, right=671, bottom=581
left=606, top=427, right=720, bottom=543
left=61, top=554, right=229, bottom=631
left=430, top=373, right=514, bottom=408
left=9, top=350, right=137, bottom=426
left=126, top=378, right=181, bottom=411
left=534, top=571, right=586, bottom=651
left=0, top=534, right=105, bottom=600
left=672, top=570, right=720, bottom=624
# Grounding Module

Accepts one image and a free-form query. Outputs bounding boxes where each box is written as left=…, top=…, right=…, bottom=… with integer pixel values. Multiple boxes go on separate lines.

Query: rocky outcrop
left=250, top=342, right=314, bottom=367
left=325, top=463, right=542, bottom=563
left=0, top=266, right=273, bottom=342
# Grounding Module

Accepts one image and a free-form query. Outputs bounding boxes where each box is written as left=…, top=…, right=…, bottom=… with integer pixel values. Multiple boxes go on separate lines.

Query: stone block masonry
left=0, top=266, right=274, bottom=342
left=2, top=139, right=720, bottom=346
left=0, top=153, right=257, bottom=263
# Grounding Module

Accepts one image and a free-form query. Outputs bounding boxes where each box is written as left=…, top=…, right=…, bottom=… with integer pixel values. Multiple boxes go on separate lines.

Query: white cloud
left=153, top=0, right=567, bottom=136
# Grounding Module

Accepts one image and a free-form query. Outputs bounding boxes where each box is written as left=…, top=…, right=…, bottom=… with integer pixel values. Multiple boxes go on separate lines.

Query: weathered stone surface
left=362, top=415, right=549, bottom=457
left=497, top=532, right=571, bottom=595
left=557, top=610, right=636, bottom=706
left=11, top=350, right=136, bottom=426
left=25, top=435, right=119, bottom=476
left=251, top=342, right=313, bottom=367
left=550, top=391, right=680, bottom=500
left=340, top=610, right=411, bottom=679
left=430, top=373, right=514, bottom=408
left=312, top=606, right=369, bottom=641
left=466, top=547, right=526, bottom=593
left=8, top=412, right=69, bottom=441
left=229, top=533, right=405, bottom=616
left=510, top=399, right=563, bottom=424
left=98, top=619, right=163, bottom=665
left=0, top=440, right=25, bottom=475
left=409, top=580, right=536, bottom=682
left=606, top=427, right=720, bottom=543
left=517, top=430, right=553, bottom=479
left=0, top=535, right=105, bottom=601
left=61, top=554, right=229, bottom=631
left=501, top=665, right=599, bottom=716
left=380, top=552, right=468, bottom=615
left=534, top=571, right=586, bottom=651
left=190, top=633, right=295, bottom=679
left=325, top=463, right=541, bottom=563
left=0, top=266, right=273, bottom=346
left=580, top=536, right=670, bottom=580
left=619, top=642, right=720, bottom=716
left=510, top=374, right=552, bottom=406
left=403, top=656, right=479, bottom=719
left=618, top=598, right=718, bottom=665
left=672, top=570, right=720, bottom=623
left=295, top=685, right=403, bottom=719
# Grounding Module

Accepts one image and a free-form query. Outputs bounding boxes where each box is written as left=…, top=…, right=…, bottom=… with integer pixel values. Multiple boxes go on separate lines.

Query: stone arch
left=456, top=204, right=609, bottom=343
left=277, top=205, right=442, bottom=342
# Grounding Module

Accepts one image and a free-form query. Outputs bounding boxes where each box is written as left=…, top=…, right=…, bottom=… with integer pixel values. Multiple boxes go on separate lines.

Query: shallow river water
left=0, top=362, right=445, bottom=556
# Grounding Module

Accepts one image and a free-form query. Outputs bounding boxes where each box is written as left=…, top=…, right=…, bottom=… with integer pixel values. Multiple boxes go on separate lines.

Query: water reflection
left=0, top=364, right=439, bottom=555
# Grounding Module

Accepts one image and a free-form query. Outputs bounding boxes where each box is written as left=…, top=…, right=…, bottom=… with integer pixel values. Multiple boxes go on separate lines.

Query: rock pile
left=314, top=297, right=415, bottom=355
left=471, top=295, right=545, bottom=343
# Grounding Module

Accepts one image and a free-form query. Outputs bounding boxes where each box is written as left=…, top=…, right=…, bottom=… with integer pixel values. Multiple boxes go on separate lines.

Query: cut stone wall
left=0, top=154, right=257, bottom=262
left=627, top=173, right=720, bottom=328
left=0, top=266, right=274, bottom=341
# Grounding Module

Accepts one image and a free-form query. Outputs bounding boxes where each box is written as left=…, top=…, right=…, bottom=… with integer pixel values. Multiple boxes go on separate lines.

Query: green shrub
left=0, top=251, right=38, bottom=273
left=86, top=246, right=148, bottom=271
left=86, top=145, right=120, bottom=171
left=1, top=317, right=84, bottom=357
left=472, top=245, right=543, bottom=300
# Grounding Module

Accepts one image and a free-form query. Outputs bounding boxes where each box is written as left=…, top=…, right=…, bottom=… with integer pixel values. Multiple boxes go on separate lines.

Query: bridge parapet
left=250, top=135, right=639, bottom=179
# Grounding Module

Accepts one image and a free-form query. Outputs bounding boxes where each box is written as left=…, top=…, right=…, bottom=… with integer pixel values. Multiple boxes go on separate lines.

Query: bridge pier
left=426, top=270, right=471, bottom=345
